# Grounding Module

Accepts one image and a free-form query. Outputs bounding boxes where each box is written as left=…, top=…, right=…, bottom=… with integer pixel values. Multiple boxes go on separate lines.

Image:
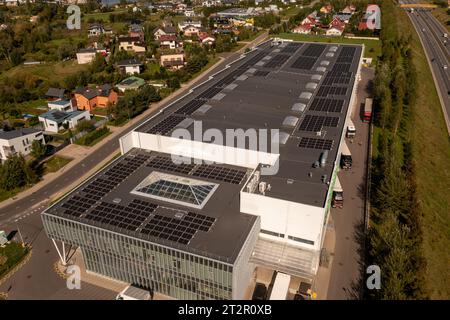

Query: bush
left=76, top=127, right=110, bottom=146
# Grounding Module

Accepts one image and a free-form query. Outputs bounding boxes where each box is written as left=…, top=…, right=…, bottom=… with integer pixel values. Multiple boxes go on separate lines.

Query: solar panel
left=309, top=98, right=344, bottom=113
left=322, top=74, right=352, bottom=86
left=281, top=43, right=302, bottom=53
left=265, top=54, right=290, bottom=68
left=302, top=44, right=326, bottom=57
left=197, top=86, right=223, bottom=99
left=298, top=137, right=333, bottom=150
left=146, top=115, right=185, bottom=135
left=85, top=200, right=157, bottom=232
left=299, top=115, right=339, bottom=132
left=291, top=57, right=317, bottom=70
left=254, top=70, right=270, bottom=77
left=61, top=195, right=94, bottom=217
left=175, top=99, right=205, bottom=116
left=191, top=164, right=246, bottom=184
left=316, top=86, right=347, bottom=97
left=141, top=211, right=216, bottom=245
left=147, top=156, right=195, bottom=174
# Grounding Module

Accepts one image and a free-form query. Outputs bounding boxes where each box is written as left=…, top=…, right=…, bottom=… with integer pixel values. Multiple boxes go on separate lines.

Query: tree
left=75, top=119, right=96, bottom=133
left=166, top=77, right=180, bottom=89
left=31, top=140, right=46, bottom=159
left=0, top=154, right=35, bottom=191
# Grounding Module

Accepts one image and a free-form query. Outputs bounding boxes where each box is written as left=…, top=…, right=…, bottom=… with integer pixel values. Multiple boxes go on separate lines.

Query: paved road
left=326, top=67, right=373, bottom=299
left=405, top=2, right=450, bottom=133
left=0, top=33, right=269, bottom=299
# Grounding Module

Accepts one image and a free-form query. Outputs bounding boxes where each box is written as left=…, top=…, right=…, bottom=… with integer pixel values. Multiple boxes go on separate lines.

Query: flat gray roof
left=136, top=41, right=362, bottom=207
left=44, top=40, right=362, bottom=263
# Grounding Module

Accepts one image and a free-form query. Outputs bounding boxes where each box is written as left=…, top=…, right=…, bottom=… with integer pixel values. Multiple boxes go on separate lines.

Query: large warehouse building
left=42, top=40, right=363, bottom=300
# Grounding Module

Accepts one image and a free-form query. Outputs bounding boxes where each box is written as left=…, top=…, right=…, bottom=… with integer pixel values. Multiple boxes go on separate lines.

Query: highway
left=404, top=1, right=450, bottom=133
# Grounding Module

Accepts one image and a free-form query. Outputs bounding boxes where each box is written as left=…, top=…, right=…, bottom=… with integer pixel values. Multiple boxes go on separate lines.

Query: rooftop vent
left=316, top=66, right=326, bottom=73
left=299, top=92, right=313, bottom=100
left=320, top=60, right=330, bottom=66
left=282, top=116, right=299, bottom=127
left=112, top=198, right=122, bottom=204
left=306, top=82, right=318, bottom=90
left=326, top=52, right=335, bottom=57
left=212, top=93, right=226, bottom=101
left=287, top=179, right=294, bottom=184
left=194, top=104, right=212, bottom=115
left=247, top=68, right=257, bottom=73
left=329, top=46, right=338, bottom=52
left=277, top=132, right=290, bottom=145
left=291, top=102, right=306, bottom=113
left=311, top=74, right=322, bottom=81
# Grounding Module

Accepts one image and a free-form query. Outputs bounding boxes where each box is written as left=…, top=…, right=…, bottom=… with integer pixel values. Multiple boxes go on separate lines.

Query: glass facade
left=42, top=214, right=233, bottom=300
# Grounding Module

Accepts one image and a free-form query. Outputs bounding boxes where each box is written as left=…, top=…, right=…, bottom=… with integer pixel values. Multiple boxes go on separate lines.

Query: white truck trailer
left=269, top=272, right=291, bottom=300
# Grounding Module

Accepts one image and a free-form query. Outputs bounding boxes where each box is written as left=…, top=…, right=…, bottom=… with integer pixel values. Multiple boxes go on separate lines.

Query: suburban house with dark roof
left=118, top=36, right=146, bottom=53
left=74, top=85, right=118, bottom=111
left=88, top=23, right=112, bottom=37
left=116, top=58, right=143, bottom=75
left=45, top=88, right=66, bottom=101
left=0, top=128, right=45, bottom=161
left=38, top=109, right=91, bottom=133
left=158, top=34, right=182, bottom=50
left=129, top=23, right=145, bottom=42
left=153, top=26, right=178, bottom=40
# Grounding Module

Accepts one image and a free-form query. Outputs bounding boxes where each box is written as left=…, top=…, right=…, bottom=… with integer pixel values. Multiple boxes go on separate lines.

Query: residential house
left=185, top=8, right=195, bottom=17
left=160, top=52, right=185, bottom=70
left=118, top=36, right=146, bottom=53
left=178, top=19, right=202, bottom=31
left=117, top=76, right=146, bottom=92
left=158, top=35, right=182, bottom=50
left=326, top=25, right=345, bottom=36
left=198, top=32, right=215, bottom=46
left=202, top=0, right=221, bottom=7
left=47, top=99, right=75, bottom=113
left=358, top=4, right=381, bottom=31
left=181, top=25, right=202, bottom=37
left=39, top=109, right=91, bottom=133
left=129, top=24, right=145, bottom=42
left=293, top=23, right=313, bottom=34
left=0, top=128, right=45, bottom=161
left=76, top=48, right=107, bottom=64
left=45, top=88, right=66, bottom=101
left=329, top=17, right=346, bottom=29
left=333, top=13, right=353, bottom=24
left=116, top=59, right=143, bottom=75
left=88, top=23, right=110, bottom=37
left=301, top=15, right=317, bottom=27
left=74, top=85, right=118, bottom=111
left=153, top=25, right=178, bottom=40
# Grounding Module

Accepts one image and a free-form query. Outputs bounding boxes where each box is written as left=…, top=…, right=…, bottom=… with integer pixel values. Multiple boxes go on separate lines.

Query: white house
left=118, top=36, right=146, bottom=53
left=178, top=20, right=202, bottom=31
left=116, top=59, right=143, bottom=75
left=76, top=48, right=107, bottom=65
left=0, top=128, right=45, bottom=161
left=39, top=109, right=91, bottom=133
left=47, top=100, right=75, bottom=113
left=326, top=26, right=344, bottom=36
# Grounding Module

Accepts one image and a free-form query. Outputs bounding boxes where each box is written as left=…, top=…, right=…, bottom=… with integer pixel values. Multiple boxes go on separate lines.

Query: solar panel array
left=192, top=164, right=246, bottom=185
left=85, top=200, right=157, bottom=231
left=145, top=115, right=185, bottom=135
left=265, top=54, right=290, bottom=68
left=147, top=156, right=195, bottom=174
left=291, top=43, right=326, bottom=70
left=238, top=51, right=267, bottom=70
left=316, top=86, right=347, bottom=97
left=299, top=115, right=339, bottom=132
left=175, top=99, right=205, bottom=116
left=337, top=46, right=356, bottom=63
left=298, top=137, right=333, bottom=150
left=141, top=211, right=216, bottom=245
left=281, top=42, right=302, bottom=53
left=309, top=98, right=344, bottom=113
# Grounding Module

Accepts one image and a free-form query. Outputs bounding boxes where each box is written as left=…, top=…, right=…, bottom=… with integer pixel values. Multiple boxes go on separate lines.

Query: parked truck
left=363, top=98, right=373, bottom=123
left=346, top=119, right=356, bottom=138
left=340, top=141, right=352, bottom=170
left=269, top=272, right=291, bottom=300
left=332, top=176, right=343, bottom=209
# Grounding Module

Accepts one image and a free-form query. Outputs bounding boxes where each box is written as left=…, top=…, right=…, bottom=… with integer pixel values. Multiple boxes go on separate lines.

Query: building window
left=261, top=229, right=284, bottom=238
left=288, top=235, right=314, bottom=245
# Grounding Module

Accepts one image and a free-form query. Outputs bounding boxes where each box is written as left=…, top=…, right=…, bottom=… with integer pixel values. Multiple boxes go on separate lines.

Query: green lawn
left=0, top=242, right=29, bottom=280
left=402, top=12, right=450, bottom=299
left=43, top=156, right=73, bottom=174
left=0, top=60, right=89, bottom=84
left=275, top=33, right=381, bottom=63
left=83, top=9, right=128, bottom=22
